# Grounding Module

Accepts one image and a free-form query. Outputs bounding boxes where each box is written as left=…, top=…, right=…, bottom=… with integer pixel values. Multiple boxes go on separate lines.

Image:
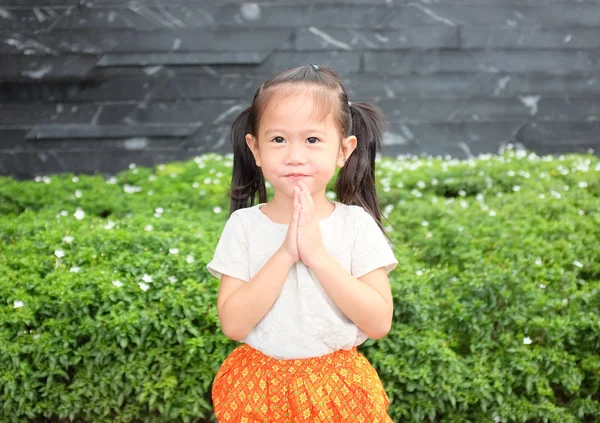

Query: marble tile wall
left=1, top=0, right=599, bottom=178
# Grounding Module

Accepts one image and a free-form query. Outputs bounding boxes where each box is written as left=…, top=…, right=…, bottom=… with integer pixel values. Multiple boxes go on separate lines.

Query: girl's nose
left=285, top=143, right=306, bottom=164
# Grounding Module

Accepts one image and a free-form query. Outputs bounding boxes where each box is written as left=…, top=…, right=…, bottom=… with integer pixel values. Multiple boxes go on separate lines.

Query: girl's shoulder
left=333, top=202, right=373, bottom=223
left=228, top=204, right=261, bottom=225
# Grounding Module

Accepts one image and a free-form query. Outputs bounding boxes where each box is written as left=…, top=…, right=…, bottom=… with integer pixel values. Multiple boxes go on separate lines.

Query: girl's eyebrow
left=265, top=128, right=326, bottom=136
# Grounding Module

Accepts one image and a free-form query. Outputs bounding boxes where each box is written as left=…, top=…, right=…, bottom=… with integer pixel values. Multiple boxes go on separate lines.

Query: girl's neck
left=260, top=190, right=335, bottom=225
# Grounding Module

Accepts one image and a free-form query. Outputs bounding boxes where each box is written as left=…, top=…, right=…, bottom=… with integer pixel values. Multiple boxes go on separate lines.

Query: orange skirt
left=212, top=343, right=392, bottom=422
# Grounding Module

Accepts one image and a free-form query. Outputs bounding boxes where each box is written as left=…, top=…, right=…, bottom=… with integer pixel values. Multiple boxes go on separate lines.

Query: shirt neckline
left=255, top=201, right=340, bottom=227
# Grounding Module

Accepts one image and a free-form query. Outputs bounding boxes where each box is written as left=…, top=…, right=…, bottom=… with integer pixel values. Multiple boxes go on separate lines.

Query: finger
left=298, top=187, right=310, bottom=224
left=300, top=183, right=314, bottom=219
left=298, top=207, right=306, bottom=227
left=290, top=195, right=301, bottom=232
left=293, top=186, right=300, bottom=209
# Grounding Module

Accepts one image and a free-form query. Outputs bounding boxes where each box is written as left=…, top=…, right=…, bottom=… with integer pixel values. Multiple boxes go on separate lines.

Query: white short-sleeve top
left=206, top=201, right=398, bottom=360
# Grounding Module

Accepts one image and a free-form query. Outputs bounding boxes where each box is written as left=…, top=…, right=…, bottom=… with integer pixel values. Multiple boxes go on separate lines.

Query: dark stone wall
left=1, top=0, right=600, bottom=179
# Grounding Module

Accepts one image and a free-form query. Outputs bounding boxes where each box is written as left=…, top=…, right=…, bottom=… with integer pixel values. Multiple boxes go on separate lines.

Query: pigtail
left=336, top=101, right=388, bottom=234
left=229, top=106, right=267, bottom=215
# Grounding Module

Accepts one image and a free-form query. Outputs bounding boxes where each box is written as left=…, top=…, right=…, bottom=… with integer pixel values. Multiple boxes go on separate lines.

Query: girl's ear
left=337, top=135, right=357, bottom=168
left=245, top=134, right=261, bottom=167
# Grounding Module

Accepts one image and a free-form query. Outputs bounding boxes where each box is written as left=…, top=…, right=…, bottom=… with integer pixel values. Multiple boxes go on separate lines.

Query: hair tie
left=311, top=63, right=319, bottom=71
left=348, top=101, right=352, bottom=107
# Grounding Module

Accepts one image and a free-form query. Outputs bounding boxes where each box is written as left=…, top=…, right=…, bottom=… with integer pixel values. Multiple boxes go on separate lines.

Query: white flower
left=70, top=266, right=81, bottom=273
left=123, top=184, right=142, bottom=194
left=144, top=225, right=153, bottom=232
left=416, top=180, right=426, bottom=189
left=142, top=274, right=153, bottom=283
left=213, top=206, right=222, bottom=214
left=458, top=190, right=466, bottom=197
left=507, top=170, right=515, bottom=177
left=149, top=175, right=157, bottom=181
left=168, top=276, right=178, bottom=284
left=155, top=207, right=164, bottom=214
left=563, top=185, right=570, bottom=191
left=523, top=336, right=532, bottom=345
left=326, top=191, right=336, bottom=200
left=535, top=258, right=542, bottom=266
left=129, top=163, right=137, bottom=169
left=106, top=176, right=117, bottom=185
left=75, top=190, right=82, bottom=198
left=186, top=255, right=195, bottom=264
left=425, top=232, right=432, bottom=238
left=421, top=220, right=429, bottom=227
left=13, top=300, right=24, bottom=309
left=63, top=236, right=74, bottom=244
left=158, top=164, right=165, bottom=170
left=265, top=181, right=272, bottom=189
left=55, top=249, right=65, bottom=258
left=539, top=194, right=546, bottom=199
left=112, top=280, right=123, bottom=288
left=551, top=190, right=562, bottom=199
left=60, top=210, right=69, bottom=216
left=204, top=177, right=212, bottom=184
left=579, top=210, right=585, bottom=216
left=578, top=181, right=588, bottom=188
left=139, top=282, right=150, bottom=291
left=538, top=283, right=546, bottom=289
left=573, top=261, right=583, bottom=268
left=562, top=298, right=568, bottom=305
left=385, top=225, right=393, bottom=232
left=72, top=176, right=79, bottom=183
left=489, top=210, right=497, bottom=217
left=513, top=185, right=520, bottom=192
left=43, top=176, right=52, bottom=184
left=74, top=208, right=85, bottom=220
left=104, top=221, right=115, bottom=230
left=169, top=248, right=179, bottom=255
left=460, top=200, right=468, bottom=209
left=416, top=270, right=423, bottom=276
left=396, top=182, right=404, bottom=188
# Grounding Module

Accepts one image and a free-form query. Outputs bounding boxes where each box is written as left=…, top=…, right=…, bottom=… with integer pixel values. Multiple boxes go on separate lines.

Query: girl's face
left=246, top=89, right=356, bottom=201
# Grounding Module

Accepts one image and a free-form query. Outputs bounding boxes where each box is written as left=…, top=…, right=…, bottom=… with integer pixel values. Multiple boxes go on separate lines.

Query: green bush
left=1, top=146, right=599, bottom=422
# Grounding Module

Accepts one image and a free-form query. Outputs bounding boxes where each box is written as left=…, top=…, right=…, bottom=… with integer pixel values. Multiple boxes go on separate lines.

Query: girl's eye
left=273, top=136, right=285, bottom=143
left=307, top=137, right=320, bottom=144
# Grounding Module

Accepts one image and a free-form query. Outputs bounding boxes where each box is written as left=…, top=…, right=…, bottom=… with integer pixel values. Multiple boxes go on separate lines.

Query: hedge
left=1, top=145, right=599, bottom=422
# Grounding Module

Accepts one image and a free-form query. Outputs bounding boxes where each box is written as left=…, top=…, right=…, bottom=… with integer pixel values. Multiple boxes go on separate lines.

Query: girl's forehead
left=261, top=88, right=337, bottom=128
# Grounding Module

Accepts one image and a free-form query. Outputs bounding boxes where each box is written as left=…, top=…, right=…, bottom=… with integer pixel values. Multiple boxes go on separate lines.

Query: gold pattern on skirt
left=212, top=343, right=392, bottom=422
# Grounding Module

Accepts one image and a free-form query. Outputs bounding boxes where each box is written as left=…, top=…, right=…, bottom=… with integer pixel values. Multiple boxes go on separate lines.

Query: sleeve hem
left=206, top=263, right=249, bottom=282
left=353, top=260, right=398, bottom=279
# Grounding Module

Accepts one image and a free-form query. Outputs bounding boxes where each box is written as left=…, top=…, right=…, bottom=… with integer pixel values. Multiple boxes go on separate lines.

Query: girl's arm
left=310, top=257, right=393, bottom=339
left=217, top=247, right=296, bottom=341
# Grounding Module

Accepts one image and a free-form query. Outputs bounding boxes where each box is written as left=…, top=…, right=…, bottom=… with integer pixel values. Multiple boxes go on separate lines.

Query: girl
left=207, top=64, right=398, bottom=422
